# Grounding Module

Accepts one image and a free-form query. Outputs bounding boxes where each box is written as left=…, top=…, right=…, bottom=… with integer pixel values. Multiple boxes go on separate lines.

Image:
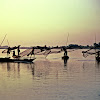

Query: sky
left=0, top=0, right=100, bottom=46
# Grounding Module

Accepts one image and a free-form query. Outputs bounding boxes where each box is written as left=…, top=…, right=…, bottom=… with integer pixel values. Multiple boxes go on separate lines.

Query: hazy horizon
left=0, top=0, right=100, bottom=46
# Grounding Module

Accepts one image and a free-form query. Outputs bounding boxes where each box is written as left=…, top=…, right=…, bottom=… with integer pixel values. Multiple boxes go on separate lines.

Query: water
left=0, top=50, right=100, bottom=100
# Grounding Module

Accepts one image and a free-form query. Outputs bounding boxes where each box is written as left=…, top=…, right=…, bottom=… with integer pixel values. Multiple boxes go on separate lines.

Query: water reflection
left=31, top=64, right=35, bottom=76
left=7, top=62, right=10, bottom=71
left=64, top=59, right=68, bottom=66
left=0, top=62, right=35, bottom=79
left=26, top=63, right=35, bottom=77
left=33, top=60, right=51, bottom=79
left=0, top=51, right=100, bottom=100
left=0, top=60, right=52, bottom=80
left=96, top=61, right=100, bottom=68
left=0, top=59, right=100, bottom=80
left=62, top=58, right=68, bottom=71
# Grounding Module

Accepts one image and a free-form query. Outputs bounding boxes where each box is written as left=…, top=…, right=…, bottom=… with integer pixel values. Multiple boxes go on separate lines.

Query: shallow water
left=0, top=50, right=100, bottom=100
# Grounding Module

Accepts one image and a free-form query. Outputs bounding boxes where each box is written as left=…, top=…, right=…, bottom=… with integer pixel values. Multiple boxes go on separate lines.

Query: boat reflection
left=0, top=62, right=35, bottom=78
left=0, top=60, right=51, bottom=79
left=95, top=60, right=100, bottom=69
left=64, top=58, right=68, bottom=67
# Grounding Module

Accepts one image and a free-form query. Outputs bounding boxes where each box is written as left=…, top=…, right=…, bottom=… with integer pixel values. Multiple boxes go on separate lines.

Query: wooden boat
left=0, top=57, right=35, bottom=63
left=62, top=56, right=69, bottom=60
left=11, top=58, right=35, bottom=63
left=1, top=45, right=36, bottom=63
left=0, top=57, right=10, bottom=62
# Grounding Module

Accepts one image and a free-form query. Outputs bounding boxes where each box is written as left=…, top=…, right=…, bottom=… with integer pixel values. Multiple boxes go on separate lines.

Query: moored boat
left=1, top=45, right=36, bottom=63
left=62, top=47, right=69, bottom=60
left=0, top=57, right=10, bottom=62
left=0, top=57, right=35, bottom=63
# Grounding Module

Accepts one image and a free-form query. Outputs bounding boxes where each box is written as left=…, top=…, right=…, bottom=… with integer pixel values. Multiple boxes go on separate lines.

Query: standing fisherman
left=63, top=47, right=67, bottom=56
left=62, top=47, right=69, bottom=60
left=13, top=51, right=16, bottom=56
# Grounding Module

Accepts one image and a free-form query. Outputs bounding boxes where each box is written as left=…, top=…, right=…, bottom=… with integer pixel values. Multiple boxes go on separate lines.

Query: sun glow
left=0, top=0, right=100, bottom=46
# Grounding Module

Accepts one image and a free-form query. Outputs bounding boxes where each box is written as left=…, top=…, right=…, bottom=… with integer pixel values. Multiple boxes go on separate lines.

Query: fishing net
left=19, top=49, right=32, bottom=57
left=82, top=49, right=96, bottom=58
left=34, top=49, right=62, bottom=57
left=19, top=49, right=45, bottom=57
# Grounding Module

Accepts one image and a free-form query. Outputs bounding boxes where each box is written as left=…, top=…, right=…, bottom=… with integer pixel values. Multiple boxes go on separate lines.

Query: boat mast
left=66, top=32, right=69, bottom=47
left=0, top=34, right=7, bottom=47
left=95, top=33, right=96, bottom=58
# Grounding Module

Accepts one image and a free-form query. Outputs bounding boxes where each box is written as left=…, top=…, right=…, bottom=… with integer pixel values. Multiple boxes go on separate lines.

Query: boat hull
left=62, top=56, right=69, bottom=60
left=0, top=57, right=11, bottom=62
left=0, top=57, right=35, bottom=63
left=12, top=58, right=35, bottom=63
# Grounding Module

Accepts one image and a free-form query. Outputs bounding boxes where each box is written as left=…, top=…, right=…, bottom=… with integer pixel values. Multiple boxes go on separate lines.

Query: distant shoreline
left=0, top=42, right=100, bottom=49
left=0, top=47, right=100, bottom=49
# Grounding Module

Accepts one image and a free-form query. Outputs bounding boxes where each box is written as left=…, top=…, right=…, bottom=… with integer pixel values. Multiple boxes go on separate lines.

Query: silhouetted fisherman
left=13, top=51, right=16, bottom=56
left=63, top=47, right=67, bottom=56
left=62, top=47, right=69, bottom=63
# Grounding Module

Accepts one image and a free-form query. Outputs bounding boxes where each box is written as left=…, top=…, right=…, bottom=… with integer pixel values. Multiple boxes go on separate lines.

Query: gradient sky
left=0, top=0, right=100, bottom=46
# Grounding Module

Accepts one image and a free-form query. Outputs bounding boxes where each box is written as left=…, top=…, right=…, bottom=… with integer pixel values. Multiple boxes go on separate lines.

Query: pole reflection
left=7, top=62, right=11, bottom=71
left=96, top=61, right=100, bottom=68
left=63, top=58, right=68, bottom=71
left=0, top=62, right=35, bottom=79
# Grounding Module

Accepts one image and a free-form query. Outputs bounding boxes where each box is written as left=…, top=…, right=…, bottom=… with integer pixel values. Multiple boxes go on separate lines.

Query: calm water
left=0, top=50, right=100, bottom=100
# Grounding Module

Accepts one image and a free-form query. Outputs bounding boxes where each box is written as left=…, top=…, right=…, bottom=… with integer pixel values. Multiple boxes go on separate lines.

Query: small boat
left=0, top=57, right=35, bottom=63
left=62, top=56, right=69, bottom=60
left=11, top=58, right=35, bottom=63
left=1, top=45, right=36, bottom=63
left=0, top=57, right=10, bottom=62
